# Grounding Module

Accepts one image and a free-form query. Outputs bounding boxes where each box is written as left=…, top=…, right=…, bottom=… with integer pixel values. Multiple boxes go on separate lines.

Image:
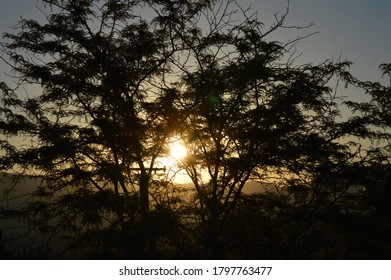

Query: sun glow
left=170, top=142, right=187, bottom=160
left=150, top=138, right=190, bottom=183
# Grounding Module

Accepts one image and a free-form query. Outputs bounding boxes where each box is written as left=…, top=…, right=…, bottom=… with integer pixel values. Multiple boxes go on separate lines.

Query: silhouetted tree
left=211, top=63, right=391, bottom=259
left=0, top=0, right=214, bottom=258
left=167, top=2, right=364, bottom=257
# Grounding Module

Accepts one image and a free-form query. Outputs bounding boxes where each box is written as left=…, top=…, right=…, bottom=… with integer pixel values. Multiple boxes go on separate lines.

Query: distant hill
left=0, top=173, right=43, bottom=207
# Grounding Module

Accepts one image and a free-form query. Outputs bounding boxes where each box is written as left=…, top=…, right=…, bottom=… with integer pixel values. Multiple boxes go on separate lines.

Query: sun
left=170, top=142, right=187, bottom=160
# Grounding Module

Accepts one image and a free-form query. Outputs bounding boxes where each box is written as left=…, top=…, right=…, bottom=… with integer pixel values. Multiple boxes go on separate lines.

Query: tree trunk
left=206, top=199, right=221, bottom=259
left=139, top=171, right=150, bottom=217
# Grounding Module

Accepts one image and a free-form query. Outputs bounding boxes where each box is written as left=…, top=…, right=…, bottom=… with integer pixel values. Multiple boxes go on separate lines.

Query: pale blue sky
left=1, top=0, right=391, bottom=90
left=247, top=0, right=391, bottom=82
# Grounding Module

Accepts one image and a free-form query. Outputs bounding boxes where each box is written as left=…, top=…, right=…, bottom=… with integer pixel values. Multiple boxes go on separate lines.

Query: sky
left=1, top=0, right=391, bottom=83
left=244, top=0, right=391, bottom=83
